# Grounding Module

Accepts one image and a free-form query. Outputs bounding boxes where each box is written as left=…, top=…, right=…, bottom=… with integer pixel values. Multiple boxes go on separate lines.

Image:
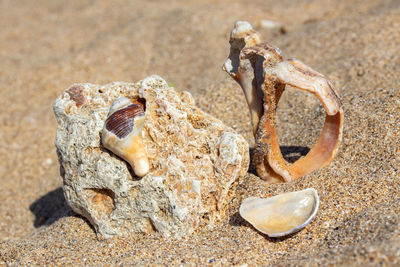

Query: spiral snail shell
left=101, top=97, right=149, bottom=177
left=223, top=21, right=343, bottom=183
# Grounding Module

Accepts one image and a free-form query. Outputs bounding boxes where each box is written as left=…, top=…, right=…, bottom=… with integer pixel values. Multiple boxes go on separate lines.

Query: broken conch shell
left=101, top=97, right=149, bottom=177
left=223, top=21, right=344, bottom=183
left=239, top=188, right=319, bottom=237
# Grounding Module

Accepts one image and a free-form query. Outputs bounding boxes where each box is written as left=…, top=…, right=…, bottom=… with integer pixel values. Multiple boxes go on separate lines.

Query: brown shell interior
left=105, top=99, right=145, bottom=139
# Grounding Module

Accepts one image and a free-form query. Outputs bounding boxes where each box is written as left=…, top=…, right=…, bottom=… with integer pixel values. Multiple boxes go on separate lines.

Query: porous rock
left=53, top=75, right=249, bottom=239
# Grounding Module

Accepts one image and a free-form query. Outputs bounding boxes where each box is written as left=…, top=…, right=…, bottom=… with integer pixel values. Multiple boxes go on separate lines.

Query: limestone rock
left=53, top=75, right=249, bottom=239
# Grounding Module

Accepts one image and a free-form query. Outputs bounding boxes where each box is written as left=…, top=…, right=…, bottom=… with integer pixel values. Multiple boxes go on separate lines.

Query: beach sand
left=0, top=0, right=399, bottom=265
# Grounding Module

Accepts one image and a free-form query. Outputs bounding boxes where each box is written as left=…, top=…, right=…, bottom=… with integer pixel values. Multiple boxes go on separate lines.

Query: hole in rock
left=187, top=113, right=209, bottom=129
left=142, top=217, right=156, bottom=233
left=133, top=97, right=146, bottom=111
left=276, top=85, right=324, bottom=164
left=84, top=188, right=116, bottom=219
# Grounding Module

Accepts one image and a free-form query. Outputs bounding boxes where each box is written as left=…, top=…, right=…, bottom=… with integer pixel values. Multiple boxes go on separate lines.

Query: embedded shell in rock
left=101, top=97, right=149, bottom=177
left=53, top=75, right=249, bottom=239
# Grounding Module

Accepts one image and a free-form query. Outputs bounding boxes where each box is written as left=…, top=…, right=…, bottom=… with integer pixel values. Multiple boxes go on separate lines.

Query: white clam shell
left=239, top=188, right=319, bottom=237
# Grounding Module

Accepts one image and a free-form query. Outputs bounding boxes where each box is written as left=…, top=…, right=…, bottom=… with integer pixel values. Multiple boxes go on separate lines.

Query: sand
left=0, top=0, right=399, bottom=265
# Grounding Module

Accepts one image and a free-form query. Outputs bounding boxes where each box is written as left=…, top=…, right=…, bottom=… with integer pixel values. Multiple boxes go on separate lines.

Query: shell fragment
left=239, top=188, right=319, bottom=237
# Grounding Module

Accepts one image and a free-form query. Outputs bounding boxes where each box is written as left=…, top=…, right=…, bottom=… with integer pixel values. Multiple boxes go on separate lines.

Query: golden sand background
left=0, top=0, right=399, bottom=265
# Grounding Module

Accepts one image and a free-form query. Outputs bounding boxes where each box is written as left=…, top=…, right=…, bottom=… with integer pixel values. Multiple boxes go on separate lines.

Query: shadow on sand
left=29, top=187, right=75, bottom=227
left=248, top=145, right=310, bottom=175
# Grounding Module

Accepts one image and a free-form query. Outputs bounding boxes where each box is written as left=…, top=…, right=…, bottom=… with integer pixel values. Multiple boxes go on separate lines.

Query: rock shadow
left=29, top=187, right=75, bottom=227
left=280, top=145, right=310, bottom=163
left=229, top=211, right=248, bottom=227
left=248, top=145, right=310, bottom=175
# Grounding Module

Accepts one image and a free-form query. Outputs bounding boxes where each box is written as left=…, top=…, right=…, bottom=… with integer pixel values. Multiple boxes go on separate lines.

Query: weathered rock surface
left=53, top=75, right=249, bottom=239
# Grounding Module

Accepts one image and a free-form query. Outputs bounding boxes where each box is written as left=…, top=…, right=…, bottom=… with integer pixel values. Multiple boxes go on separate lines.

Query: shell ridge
left=105, top=104, right=144, bottom=139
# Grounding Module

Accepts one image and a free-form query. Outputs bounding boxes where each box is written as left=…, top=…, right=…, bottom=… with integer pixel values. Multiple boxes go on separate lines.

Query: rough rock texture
left=53, top=75, right=249, bottom=239
left=2, top=0, right=400, bottom=265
